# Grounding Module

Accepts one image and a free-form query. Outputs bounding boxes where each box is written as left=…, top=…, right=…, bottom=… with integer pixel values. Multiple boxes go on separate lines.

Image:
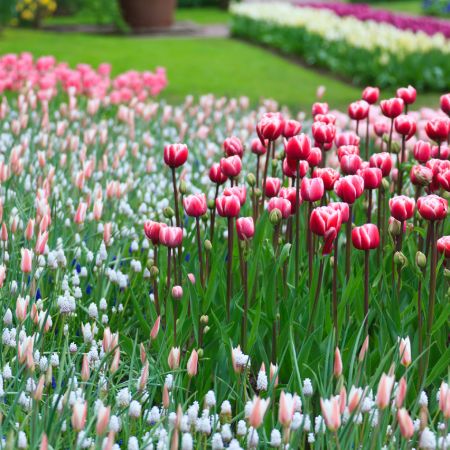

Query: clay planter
left=119, top=0, right=176, bottom=31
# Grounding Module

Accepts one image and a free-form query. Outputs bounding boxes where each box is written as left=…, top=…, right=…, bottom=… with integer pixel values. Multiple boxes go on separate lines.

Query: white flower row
left=230, top=2, right=450, bottom=59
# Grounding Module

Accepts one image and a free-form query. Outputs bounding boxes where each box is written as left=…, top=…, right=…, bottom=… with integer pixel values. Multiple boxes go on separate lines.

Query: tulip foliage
left=0, top=64, right=449, bottom=449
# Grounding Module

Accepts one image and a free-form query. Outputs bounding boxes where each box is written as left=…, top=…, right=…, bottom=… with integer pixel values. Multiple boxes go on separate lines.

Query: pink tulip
left=168, top=347, right=180, bottom=370
left=301, top=177, right=324, bottom=202
left=74, top=202, right=87, bottom=224
left=187, top=349, right=198, bottom=377
left=164, top=143, right=188, bottom=168
left=223, top=136, right=244, bottom=158
left=96, top=405, right=111, bottom=435
left=249, top=396, right=270, bottom=429
left=183, top=193, right=207, bottom=217
left=216, top=194, right=241, bottom=218
left=150, top=316, right=161, bottom=340
left=21, top=248, right=32, bottom=273
left=362, top=86, right=379, bottom=105
left=376, top=373, right=395, bottom=409
left=320, top=396, right=341, bottom=431
left=396, top=376, right=407, bottom=408
left=209, top=163, right=228, bottom=185
left=398, top=337, right=412, bottom=367
left=267, top=197, right=292, bottom=219
left=285, top=134, right=311, bottom=160
left=71, top=401, right=87, bottom=431
left=278, top=391, right=296, bottom=427
left=236, top=217, right=255, bottom=240
left=334, top=347, right=343, bottom=377
left=396, top=85, right=416, bottom=105
left=159, top=226, right=183, bottom=248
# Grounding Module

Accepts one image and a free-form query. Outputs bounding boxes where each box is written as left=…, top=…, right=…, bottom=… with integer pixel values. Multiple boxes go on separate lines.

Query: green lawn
left=0, top=27, right=442, bottom=111
left=371, top=0, right=424, bottom=15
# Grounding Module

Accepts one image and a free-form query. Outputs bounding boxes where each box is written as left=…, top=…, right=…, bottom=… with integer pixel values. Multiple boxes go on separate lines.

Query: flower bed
left=0, top=53, right=168, bottom=102
left=0, top=51, right=449, bottom=448
left=297, top=1, right=450, bottom=38
left=230, top=2, right=450, bottom=90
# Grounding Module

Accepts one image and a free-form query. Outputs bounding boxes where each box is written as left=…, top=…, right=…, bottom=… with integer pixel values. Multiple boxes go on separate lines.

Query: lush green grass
left=371, top=0, right=424, bottom=15
left=45, top=7, right=230, bottom=26
left=0, top=27, right=442, bottom=111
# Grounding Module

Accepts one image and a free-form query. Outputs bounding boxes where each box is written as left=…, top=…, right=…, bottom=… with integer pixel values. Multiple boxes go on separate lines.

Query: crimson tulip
left=216, top=194, right=241, bottom=218
left=250, top=138, right=266, bottom=155
left=264, top=177, right=281, bottom=198
left=183, top=193, right=207, bottom=217
left=369, top=152, right=392, bottom=177
left=282, top=158, right=309, bottom=179
left=389, top=196, right=415, bottom=222
left=437, top=236, right=450, bottom=258
left=413, top=141, right=432, bottom=163
left=410, top=165, right=433, bottom=187
left=159, top=226, right=183, bottom=248
left=335, top=131, right=360, bottom=147
left=362, top=86, right=379, bottom=105
left=312, top=102, right=328, bottom=117
left=340, top=154, right=362, bottom=175
left=223, top=136, right=244, bottom=158
left=313, top=167, right=340, bottom=191
left=438, top=169, right=450, bottom=191
left=394, top=115, right=416, bottom=140
left=301, top=177, right=324, bottom=203
left=312, top=121, right=336, bottom=145
left=144, top=221, right=165, bottom=246
left=279, top=187, right=300, bottom=213
left=283, top=119, right=302, bottom=138
left=267, top=197, right=291, bottom=219
left=307, top=147, right=322, bottom=167
left=163, top=143, right=188, bottom=168
left=256, top=113, right=284, bottom=144
left=334, top=175, right=364, bottom=204
left=220, top=155, right=242, bottom=179
left=285, top=134, right=311, bottom=161
left=441, top=93, right=450, bottom=116
left=224, top=186, right=246, bottom=206
left=425, top=118, right=450, bottom=144
left=352, top=224, right=380, bottom=250
left=396, top=85, right=416, bottom=106
left=348, top=100, right=369, bottom=121
left=236, top=217, right=255, bottom=241
left=337, top=145, right=359, bottom=160
left=380, top=98, right=404, bottom=119
left=417, top=194, right=448, bottom=221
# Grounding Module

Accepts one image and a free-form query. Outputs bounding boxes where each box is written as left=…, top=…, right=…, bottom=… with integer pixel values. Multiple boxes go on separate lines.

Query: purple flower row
left=295, top=1, right=450, bottom=38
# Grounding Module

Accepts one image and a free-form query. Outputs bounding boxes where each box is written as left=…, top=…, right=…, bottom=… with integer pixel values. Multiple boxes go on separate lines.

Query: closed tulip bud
left=320, top=396, right=341, bottom=431
left=216, top=194, right=241, bottom=218
left=278, top=391, right=296, bottom=428
left=268, top=197, right=291, bottom=219
left=71, top=401, right=87, bottom=431
left=307, top=147, right=322, bottom=167
left=251, top=138, right=267, bottom=155
left=110, top=347, right=120, bottom=373
left=257, top=113, right=284, bottom=143
left=209, top=163, right=228, bottom=185
left=164, top=143, right=188, bottom=168
left=380, top=97, right=404, bottom=118
left=81, top=353, right=90, bottom=381
left=348, top=386, right=364, bottom=413
left=168, top=347, right=181, bottom=371
left=334, top=175, right=364, bottom=204
left=360, top=167, right=382, bottom=190
left=425, top=118, right=450, bottom=143
left=33, top=375, right=45, bottom=401
left=220, top=155, right=242, bottom=178
left=348, top=100, right=369, bottom=121
left=223, top=136, right=244, bottom=158
left=387, top=220, right=402, bottom=239
left=410, top=165, right=433, bottom=186
left=414, top=140, right=432, bottom=163
left=183, top=193, right=207, bottom=217
left=439, top=382, right=450, bottom=418
left=394, top=115, right=416, bottom=140
left=179, top=180, right=187, bottom=195
left=150, top=316, right=161, bottom=340
left=162, top=384, right=170, bottom=409
left=187, top=349, right=198, bottom=377
left=398, top=337, right=411, bottom=367
left=397, top=408, right=414, bottom=439
left=352, top=224, right=380, bottom=250
left=249, top=396, right=270, bottom=429
left=334, top=347, right=343, bottom=377
left=381, top=178, right=390, bottom=192
left=285, top=134, right=311, bottom=161
left=247, top=173, right=256, bottom=187
left=389, top=195, right=415, bottom=221
left=159, top=226, right=183, bottom=248
left=265, top=177, right=281, bottom=198
left=362, top=86, right=380, bottom=104
left=150, top=266, right=159, bottom=278
left=21, top=248, right=32, bottom=274
left=269, top=209, right=282, bottom=225
left=376, top=373, right=395, bottom=409
left=415, top=251, right=427, bottom=269
left=204, top=239, right=212, bottom=251
left=441, top=94, right=450, bottom=116
left=396, top=85, right=416, bottom=105
left=359, top=335, right=369, bottom=361
left=96, top=405, right=111, bottom=435
left=39, top=434, right=48, bottom=450
left=283, top=119, right=302, bottom=138
left=417, top=194, right=448, bottom=221
left=391, top=141, right=401, bottom=154
left=172, top=285, right=183, bottom=299
left=236, top=217, right=255, bottom=240
left=394, top=252, right=407, bottom=267
left=396, top=377, right=408, bottom=408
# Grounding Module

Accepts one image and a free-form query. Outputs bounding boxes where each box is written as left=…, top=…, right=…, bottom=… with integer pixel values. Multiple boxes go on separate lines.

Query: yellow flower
left=21, top=9, right=35, bottom=20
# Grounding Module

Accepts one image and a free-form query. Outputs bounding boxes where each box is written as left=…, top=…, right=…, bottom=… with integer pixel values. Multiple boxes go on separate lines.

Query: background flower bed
left=296, top=1, right=450, bottom=38
left=230, top=3, right=450, bottom=91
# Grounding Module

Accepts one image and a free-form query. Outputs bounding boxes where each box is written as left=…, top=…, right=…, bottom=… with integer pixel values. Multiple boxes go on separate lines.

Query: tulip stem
left=195, top=217, right=205, bottom=289
left=396, top=135, right=406, bottom=195
left=365, top=110, right=370, bottom=160
left=417, top=272, right=424, bottom=385
left=166, top=247, right=172, bottom=313
left=307, top=202, right=314, bottom=287
left=272, top=222, right=281, bottom=363
left=364, top=249, right=369, bottom=333
left=332, top=239, right=339, bottom=341
left=345, top=204, right=353, bottom=282
left=388, top=118, right=394, bottom=153
left=367, top=190, right=372, bottom=223
left=295, top=162, right=301, bottom=288
left=424, top=221, right=437, bottom=383
left=256, top=154, right=260, bottom=188
left=395, top=223, right=404, bottom=299
left=171, top=167, right=180, bottom=228
left=260, top=140, right=272, bottom=214
left=226, top=217, right=234, bottom=321
left=210, top=184, right=219, bottom=243
left=307, top=256, right=325, bottom=333
left=241, top=256, right=248, bottom=351
left=153, top=245, right=160, bottom=315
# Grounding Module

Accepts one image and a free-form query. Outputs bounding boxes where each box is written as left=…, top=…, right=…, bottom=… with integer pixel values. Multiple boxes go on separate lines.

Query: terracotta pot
left=119, top=0, right=176, bottom=30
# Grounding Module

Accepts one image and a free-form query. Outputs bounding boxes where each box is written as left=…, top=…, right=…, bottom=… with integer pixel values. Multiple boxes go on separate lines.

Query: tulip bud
left=150, top=266, right=159, bottom=278
left=200, top=315, right=209, bottom=324
left=391, top=141, right=401, bottom=154
left=247, top=173, right=256, bottom=187
left=204, top=240, right=212, bottom=252
left=254, top=188, right=262, bottom=198
left=172, top=285, right=183, bottom=299
left=204, top=326, right=210, bottom=334
left=269, top=209, right=282, bottom=225
left=389, top=219, right=402, bottom=238
left=415, top=251, right=426, bottom=269
left=179, top=180, right=187, bottom=195
left=394, top=251, right=407, bottom=267
left=271, top=160, right=278, bottom=170
left=330, top=256, right=335, bottom=267
left=197, top=348, right=204, bottom=358
left=207, top=199, right=215, bottom=210
left=163, top=207, right=174, bottom=219
left=444, top=268, right=450, bottom=279
left=381, top=178, right=390, bottom=192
